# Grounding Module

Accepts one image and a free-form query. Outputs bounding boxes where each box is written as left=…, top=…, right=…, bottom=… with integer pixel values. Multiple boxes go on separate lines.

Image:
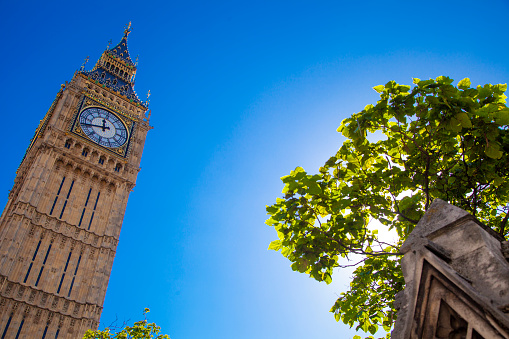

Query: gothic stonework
left=0, top=26, right=152, bottom=338
left=392, top=199, right=509, bottom=339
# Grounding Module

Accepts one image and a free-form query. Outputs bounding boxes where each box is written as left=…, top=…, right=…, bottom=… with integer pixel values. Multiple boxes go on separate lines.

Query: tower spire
left=80, top=56, right=89, bottom=71
left=79, top=26, right=146, bottom=108
left=124, top=21, right=132, bottom=35
left=146, top=90, right=151, bottom=107
left=107, top=24, right=135, bottom=67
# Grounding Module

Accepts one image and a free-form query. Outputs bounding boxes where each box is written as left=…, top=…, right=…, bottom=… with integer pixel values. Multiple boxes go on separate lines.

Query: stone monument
left=392, top=199, right=509, bottom=338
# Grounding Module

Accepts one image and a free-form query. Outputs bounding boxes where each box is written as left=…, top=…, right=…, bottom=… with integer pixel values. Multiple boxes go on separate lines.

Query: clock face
left=79, top=107, right=128, bottom=148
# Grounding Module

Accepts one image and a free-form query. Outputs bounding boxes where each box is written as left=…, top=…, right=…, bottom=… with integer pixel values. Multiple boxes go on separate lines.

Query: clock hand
left=81, top=122, right=111, bottom=130
left=102, top=119, right=107, bottom=132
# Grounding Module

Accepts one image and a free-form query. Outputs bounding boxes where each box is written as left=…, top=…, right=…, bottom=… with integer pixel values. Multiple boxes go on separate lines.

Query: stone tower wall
left=0, top=40, right=151, bottom=338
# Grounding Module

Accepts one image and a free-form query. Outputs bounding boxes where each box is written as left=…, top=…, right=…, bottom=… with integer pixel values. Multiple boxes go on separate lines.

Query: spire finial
left=135, top=55, right=139, bottom=67
left=146, top=90, right=151, bottom=107
left=80, top=56, right=89, bottom=71
left=124, top=21, right=132, bottom=35
left=106, top=39, right=112, bottom=50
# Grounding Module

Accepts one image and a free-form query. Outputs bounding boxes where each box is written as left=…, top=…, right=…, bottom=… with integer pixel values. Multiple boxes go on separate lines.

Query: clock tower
left=0, top=26, right=152, bottom=338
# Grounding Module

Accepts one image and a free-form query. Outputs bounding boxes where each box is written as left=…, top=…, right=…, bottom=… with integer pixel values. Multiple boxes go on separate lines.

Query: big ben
left=0, top=25, right=152, bottom=338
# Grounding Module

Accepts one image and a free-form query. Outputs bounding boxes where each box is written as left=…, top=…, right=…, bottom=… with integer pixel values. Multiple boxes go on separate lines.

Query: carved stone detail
left=392, top=199, right=509, bottom=339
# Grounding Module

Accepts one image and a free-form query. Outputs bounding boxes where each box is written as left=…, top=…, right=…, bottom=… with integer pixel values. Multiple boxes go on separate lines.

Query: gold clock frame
left=70, top=95, right=136, bottom=158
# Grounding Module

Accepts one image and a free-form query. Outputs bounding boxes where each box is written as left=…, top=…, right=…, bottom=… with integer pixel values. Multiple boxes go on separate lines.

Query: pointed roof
left=79, top=24, right=148, bottom=109
left=400, top=199, right=504, bottom=254
left=108, top=23, right=135, bottom=67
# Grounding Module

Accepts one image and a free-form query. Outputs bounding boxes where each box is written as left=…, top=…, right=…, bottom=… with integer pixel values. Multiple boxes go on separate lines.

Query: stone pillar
left=392, top=199, right=509, bottom=339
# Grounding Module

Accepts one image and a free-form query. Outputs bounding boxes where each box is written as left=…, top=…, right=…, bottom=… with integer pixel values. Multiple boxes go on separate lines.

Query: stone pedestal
left=392, top=199, right=509, bottom=339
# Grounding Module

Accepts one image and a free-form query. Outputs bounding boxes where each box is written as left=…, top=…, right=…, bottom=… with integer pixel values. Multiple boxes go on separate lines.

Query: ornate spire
left=80, top=56, right=89, bottom=71
left=79, top=25, right=146, bottom=108
left=108, top=24, right=135, bottom=67
left=146, top=90, right=151, bottom=107
left=124, top=21, right=132, bottom=35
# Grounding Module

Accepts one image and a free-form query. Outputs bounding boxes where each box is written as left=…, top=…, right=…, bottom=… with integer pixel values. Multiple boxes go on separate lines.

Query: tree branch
left=499, top=204, right=509, bottom=237
left=424, top=151, right=431, bottom=210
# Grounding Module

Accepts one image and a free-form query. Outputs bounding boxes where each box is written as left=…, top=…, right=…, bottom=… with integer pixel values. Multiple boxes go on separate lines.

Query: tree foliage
left=266, top=76, right=509, bottom=337
left=83, top=309, right=170, bottom=339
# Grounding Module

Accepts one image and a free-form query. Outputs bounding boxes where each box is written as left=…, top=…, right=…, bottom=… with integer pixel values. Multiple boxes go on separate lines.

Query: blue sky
left=0, top=1, right=508, bottom=338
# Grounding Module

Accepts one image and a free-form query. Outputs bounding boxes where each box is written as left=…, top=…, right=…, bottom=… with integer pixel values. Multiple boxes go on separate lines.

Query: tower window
left=41, top=325, right=49, bottom=339
left=79, top=188, right=92, bottom=227
left=88, top=191, right=101, bottom=230
left=24, top=239, right=42, bottom=283
left=50, top=177, right=66, bottom=216
left=64, top=141, right=71, bottom=149
left=59, top=180, right=74, bottom=219
left=114, top=164, right=121, bottom=172
left=57, top=251, right=72, bottom=294
left=82, top=149, right=88, bottom=157
left=1, top=314, right=12, bottom=339
left=68, top=254, right=82, bottom=297
left=98, top=157, right=105, bottom=165
left=14, top=318, right=24, bottom=339
left=35, top=243, right=52, bottom=287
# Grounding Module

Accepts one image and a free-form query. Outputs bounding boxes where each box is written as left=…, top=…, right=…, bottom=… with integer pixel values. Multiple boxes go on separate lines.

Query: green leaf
left=485, top=143, right=503, bottom=159
left=494, top=176, right=504, bottom=186
left=266, top=205, right=278, bottom=214
left=281, top=175, right=293, bottom=183
left=83, top=310, right=169, bottom=339
left=281, top=246, right=292, bottom=257
left=307, top=182, right=321, bottom=195
left=436, top=75, right=454, bottom=85
left=455, top=112, right=472, bottom=128
left=268, top=240, right=282, bottom=251
left=323, top=272, right=332, bottom=284
left=399, top=85, right=411, bottom=93
left=373, top=85, right=385, bottom=93
left=457, top=78, right=471, bottom=89
left=265, top=217, right=278, bottom=226
left=294, top=258, right=309, bottom=272
left=448, top=116, right=462, bottom=133
left=495, top=109, right=509, bottom=125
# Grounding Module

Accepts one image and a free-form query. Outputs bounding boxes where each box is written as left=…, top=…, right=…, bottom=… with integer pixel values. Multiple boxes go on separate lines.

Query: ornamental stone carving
left=392, top=199, right=509, bottom=339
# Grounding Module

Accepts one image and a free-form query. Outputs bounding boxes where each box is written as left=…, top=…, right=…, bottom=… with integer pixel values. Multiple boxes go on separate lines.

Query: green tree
left=83, top=309, right=169, bottom=339
left=266, top=76, right=509, bottom=337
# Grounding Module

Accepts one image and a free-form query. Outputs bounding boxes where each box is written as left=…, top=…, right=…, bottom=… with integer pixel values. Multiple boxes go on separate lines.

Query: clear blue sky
left=0, top=1, right=508, bottom=338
